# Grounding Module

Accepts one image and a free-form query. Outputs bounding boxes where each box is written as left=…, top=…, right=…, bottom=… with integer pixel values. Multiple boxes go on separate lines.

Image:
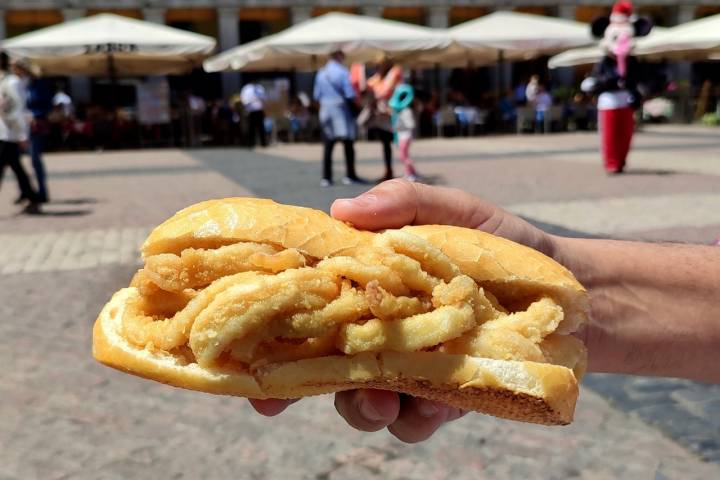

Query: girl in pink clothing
left=389, top=84, right=418, bottom=182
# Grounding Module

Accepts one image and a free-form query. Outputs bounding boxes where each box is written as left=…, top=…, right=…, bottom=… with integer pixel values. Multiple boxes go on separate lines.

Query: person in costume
left=389, top=84, right=419, bottom=182
left=581, top=1, right=652, bottom=174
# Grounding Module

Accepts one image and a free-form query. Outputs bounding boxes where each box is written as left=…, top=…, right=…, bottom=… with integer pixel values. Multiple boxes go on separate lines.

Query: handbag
left=321, top=70, right=360, bottom=118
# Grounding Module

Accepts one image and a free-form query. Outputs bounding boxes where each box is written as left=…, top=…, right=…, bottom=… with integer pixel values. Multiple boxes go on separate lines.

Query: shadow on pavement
left=21, top=208, right=93, bottom=217
left=623, top=168, right=677, bottom=176
left=49, top=197, right=100, bottom=205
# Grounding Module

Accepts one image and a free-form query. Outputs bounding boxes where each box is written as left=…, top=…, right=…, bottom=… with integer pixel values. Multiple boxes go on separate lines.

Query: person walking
left=240, top=81, right=268, bottom=148
left=313, top=50, right=364, bottom=187
left=365, top=54, right=403, bottom=182
left=52, top=83, right=74, bottom=118
left=22, top=60, right=53, bottom=203
left=0, top=55, right=39, bottom=213
left=389, top=84, right=419, bottom=182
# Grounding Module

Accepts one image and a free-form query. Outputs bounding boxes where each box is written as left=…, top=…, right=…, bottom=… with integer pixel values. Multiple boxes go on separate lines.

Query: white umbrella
left=203, top=12, right=448, bottom=72
left=635, top=13, right=720, bottom=60
left=548, top=28, right=668, bottom=69
left=412, top=11, right=593, bottom=68
left=1, top=13, right=216, bottom=76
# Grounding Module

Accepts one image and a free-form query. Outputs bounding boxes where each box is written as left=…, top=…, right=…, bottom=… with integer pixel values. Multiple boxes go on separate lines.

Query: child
left=389, top=84, right=418, bottom=182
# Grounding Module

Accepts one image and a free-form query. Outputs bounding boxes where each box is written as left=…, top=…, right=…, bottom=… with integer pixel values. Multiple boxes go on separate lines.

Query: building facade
left=2, top=1, right=718, bottom=99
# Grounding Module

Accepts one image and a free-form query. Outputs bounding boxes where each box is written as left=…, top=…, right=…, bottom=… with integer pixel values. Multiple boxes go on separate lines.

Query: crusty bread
left=93, top=197, right=588, bottom=426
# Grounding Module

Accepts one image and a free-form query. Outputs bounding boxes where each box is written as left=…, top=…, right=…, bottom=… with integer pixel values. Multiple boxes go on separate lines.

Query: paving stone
left=2, top=126, right=720, bottom=478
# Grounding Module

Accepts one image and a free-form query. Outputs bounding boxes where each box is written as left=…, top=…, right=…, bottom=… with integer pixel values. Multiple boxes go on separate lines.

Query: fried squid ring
left=122, top=271, right=266, bottom=351
left=374, top=230, right=461, bottom=282
left=143, top=242, right=306, bottom=292
left=441, top=297, right=565, bottom=361
left=189, top=269, right=339, bottom=367
left=365, top=280, right=431, bottom=321
left=316, top=257, right=409, bottom=296
left=337, top=304, right=476, bottom=354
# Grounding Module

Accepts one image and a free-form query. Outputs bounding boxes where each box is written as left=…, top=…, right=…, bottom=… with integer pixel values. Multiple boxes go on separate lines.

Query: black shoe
left=14, top=195, right=29, bottom=205
left=21, top=202, right=42, bottom=215
left=37, top=195, right=49, bottom=204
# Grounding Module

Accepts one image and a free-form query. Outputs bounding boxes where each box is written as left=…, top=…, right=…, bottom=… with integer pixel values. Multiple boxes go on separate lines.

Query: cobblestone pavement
left=1, top=125, right=719, bottom=479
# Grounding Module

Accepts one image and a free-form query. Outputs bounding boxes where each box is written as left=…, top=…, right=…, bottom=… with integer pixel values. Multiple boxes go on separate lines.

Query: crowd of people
left=314, top=51, right=421, bottom=187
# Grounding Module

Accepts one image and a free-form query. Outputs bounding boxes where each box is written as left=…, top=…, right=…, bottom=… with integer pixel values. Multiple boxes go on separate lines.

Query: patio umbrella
left=548, top=28, right=668, bottom=68
left=203, top=12, right=448, bottom=72
left=634, top=13, right=720, bottom=60
left=411, top=11, right=593, bottom=68
left=1, top=13, right=216, bottom=76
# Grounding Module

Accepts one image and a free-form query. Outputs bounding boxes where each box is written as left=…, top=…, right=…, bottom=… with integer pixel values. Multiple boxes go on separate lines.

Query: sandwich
left=93, top=197, right=588, bottom=425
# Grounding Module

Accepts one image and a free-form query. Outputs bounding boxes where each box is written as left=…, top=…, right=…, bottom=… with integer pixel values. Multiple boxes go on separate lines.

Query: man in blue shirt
left=313, top=50, right=364, bottom=186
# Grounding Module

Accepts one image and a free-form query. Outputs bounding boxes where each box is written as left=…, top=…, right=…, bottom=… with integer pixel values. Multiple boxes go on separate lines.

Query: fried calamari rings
left=122, top=271, right=267, bottom=351
left=373, top=230, right=461, bottom=282
left=279, top=285, right=370, bottom=338
left=316, top=256, right=410, bottom=296
left=227, top=286, right=370, bottom=364
left=143, top=242, right=306, bottom=292
left=338, top=305, right=476, bottom=354
left=126, top=229, right=572, bottom=372
left=442, top=297, right=565, bottom=362
left=189, top=268, right=340, bottom=367
left=365, top=280, right=431, bottom=321
left=131, top=269, right=196, bottom=316
left=337, top=275, right=482, bottom=354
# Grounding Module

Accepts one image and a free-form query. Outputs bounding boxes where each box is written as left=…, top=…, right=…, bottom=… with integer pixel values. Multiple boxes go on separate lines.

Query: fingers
left=248, top=398, right=297, bottom=416
left=334, top=389, right=467, bottom=443
left=334, top=389, right=400, bottom=432
left=386, top=397, right=460, bottom=443
left=331, top=179, right=498, bottom=231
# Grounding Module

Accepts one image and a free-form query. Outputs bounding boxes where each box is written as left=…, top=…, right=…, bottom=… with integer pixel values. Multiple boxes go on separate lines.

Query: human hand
left=250, top=179, right=559, bottom=442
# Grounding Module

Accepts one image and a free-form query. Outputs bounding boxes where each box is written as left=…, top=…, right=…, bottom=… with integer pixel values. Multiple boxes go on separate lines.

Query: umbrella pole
left=108, top=53, right=118, bottom=111
left=496, top=50, right=505, bottom=103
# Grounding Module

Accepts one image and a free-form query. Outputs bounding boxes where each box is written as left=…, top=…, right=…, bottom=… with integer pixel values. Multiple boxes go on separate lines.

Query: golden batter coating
left=119, top=228, right=585, bottom=377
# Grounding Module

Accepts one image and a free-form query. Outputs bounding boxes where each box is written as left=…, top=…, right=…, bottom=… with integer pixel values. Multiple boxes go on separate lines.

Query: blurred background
left=1, top=2, right=719, bottom=479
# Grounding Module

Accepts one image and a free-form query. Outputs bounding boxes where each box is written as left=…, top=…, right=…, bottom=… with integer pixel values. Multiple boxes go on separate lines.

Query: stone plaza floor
left=1, top=125, right=719, bottom=479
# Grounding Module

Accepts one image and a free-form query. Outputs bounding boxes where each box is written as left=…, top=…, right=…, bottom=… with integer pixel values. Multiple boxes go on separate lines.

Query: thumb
left=331, top=179, right=499, bottom=231
left=330, top=179, right=555, bottom=257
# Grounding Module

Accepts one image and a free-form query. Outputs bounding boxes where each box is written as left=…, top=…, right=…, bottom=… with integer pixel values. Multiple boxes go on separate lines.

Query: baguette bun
left=93, top=198, right=588, bottom=425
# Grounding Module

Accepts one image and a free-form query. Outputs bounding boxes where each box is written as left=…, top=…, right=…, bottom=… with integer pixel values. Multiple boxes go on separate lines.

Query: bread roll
left=93, top=198, right=588, bottom=425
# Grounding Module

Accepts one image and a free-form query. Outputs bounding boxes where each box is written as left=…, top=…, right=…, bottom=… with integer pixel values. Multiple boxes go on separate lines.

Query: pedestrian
left=22, top=60, right=53, bottom=203
left=313, top=50, right=364, bottom=187
left=525, top=74, right=541, bottom=106
left=240, top=80, right=268, bottom=148
left=533, top=84, right=553, bottom=133
left=52, top=83, right=74, bottom=118
left=389, top=84, right=419, bottom=182
left=365, top=54, right=403, bottom=182
left=0, top=55, right=39, bottom=213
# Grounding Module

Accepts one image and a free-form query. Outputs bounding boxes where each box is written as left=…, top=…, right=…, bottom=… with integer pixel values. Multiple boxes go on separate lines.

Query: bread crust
left=93, top=197, right=587, bottom=426
left=94, top=288, right=578, bottom=425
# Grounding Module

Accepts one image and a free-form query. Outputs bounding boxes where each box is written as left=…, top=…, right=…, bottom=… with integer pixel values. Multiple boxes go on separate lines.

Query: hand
left=249, top=179, right=559, bottom=442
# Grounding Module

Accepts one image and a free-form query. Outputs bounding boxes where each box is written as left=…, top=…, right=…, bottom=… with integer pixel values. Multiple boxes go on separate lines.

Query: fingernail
left=359, top=398, right=385, bottom=422
left=417, top=399, right=440, bottom=418
left=351, top=193, right=378, bottom=206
